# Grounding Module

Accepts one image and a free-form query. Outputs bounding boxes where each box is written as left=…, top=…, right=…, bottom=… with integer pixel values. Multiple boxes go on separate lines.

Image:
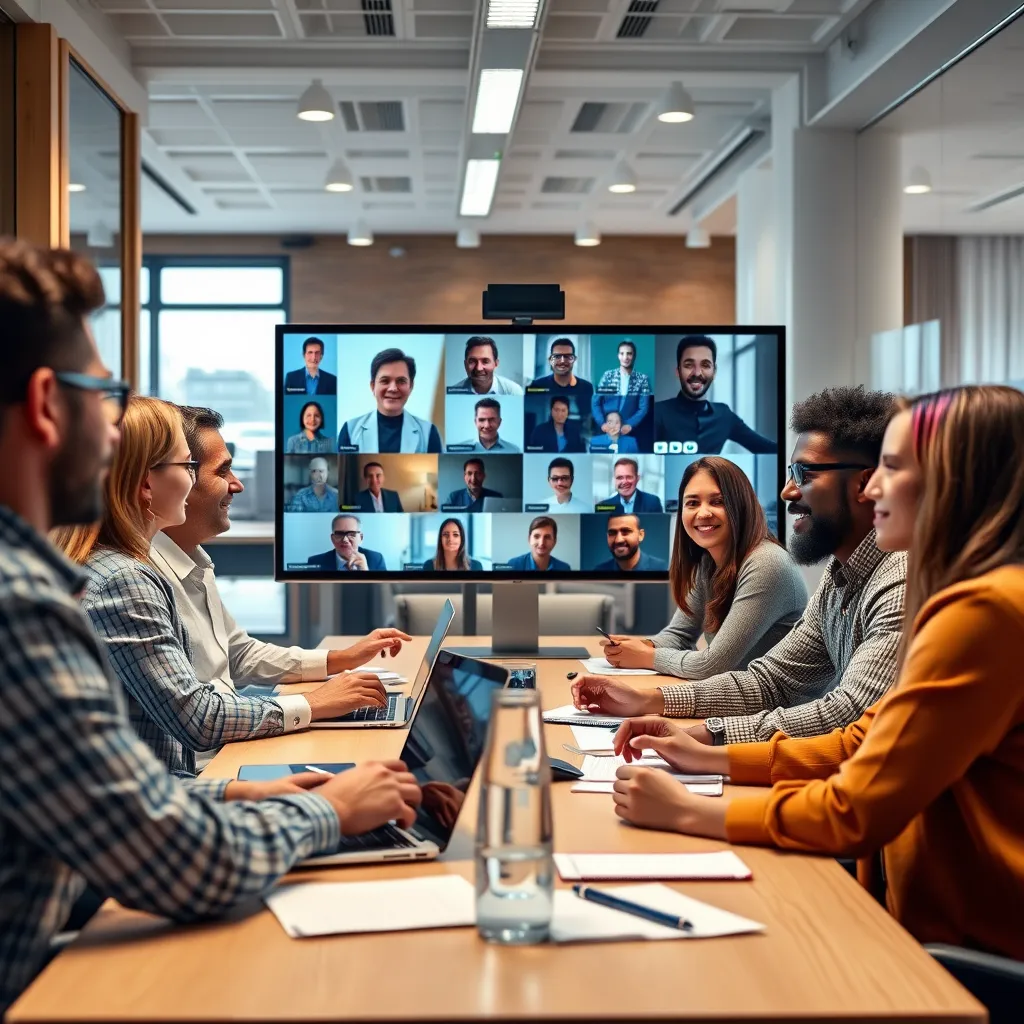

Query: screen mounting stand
left=448, top=583, right=591, bottom=660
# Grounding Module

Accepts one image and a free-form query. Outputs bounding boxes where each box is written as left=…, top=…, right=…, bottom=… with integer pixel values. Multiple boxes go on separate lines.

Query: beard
left=684, top=375, right=712, bottom=399
left=612, top=542, right=639, bottom=562
left=48, top=398, right=106, bottom=526
left=788, top=496, right=853, bottom=566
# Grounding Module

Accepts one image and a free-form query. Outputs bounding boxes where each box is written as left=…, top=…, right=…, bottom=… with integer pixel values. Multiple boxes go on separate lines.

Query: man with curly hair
left=573, top=385, right=908, bottom=746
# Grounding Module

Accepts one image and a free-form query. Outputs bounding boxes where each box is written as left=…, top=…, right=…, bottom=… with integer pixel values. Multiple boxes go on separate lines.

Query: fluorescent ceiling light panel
left=472, top=69, right=524, bottom=135
left=460, top=158, right=501, bottom=217
left=486, top=0, right=542, bottom=28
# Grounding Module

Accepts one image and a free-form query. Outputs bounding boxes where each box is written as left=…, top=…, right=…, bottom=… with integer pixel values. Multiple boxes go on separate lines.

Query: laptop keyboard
left=339, top=694, right=401, bottom=722
left=335, top=822, right=418, bottom=851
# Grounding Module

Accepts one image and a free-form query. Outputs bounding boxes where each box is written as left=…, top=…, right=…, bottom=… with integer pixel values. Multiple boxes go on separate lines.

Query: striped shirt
left=660, top=531, right=907, bottom=743
left=79, top=548, right=306, bottom=778
left=0, top=507, right=338, bottom=1016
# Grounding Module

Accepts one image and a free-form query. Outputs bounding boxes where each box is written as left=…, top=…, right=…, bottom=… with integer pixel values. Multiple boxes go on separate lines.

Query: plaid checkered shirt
left=0, top=508, right=339, bottom=1014
left=659, top=532, right=907, bottom=743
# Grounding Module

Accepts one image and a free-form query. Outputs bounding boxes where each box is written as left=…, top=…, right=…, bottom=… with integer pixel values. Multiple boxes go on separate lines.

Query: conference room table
left=10, top=635, right=983, bottom=1023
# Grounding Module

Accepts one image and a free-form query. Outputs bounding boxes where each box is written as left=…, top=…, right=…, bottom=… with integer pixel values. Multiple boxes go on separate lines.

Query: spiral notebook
left=554, top=852, right=752, bottom=881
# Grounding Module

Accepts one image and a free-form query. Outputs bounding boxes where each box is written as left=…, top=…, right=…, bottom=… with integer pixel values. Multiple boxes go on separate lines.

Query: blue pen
left=572, top=884, right=694, bottom=932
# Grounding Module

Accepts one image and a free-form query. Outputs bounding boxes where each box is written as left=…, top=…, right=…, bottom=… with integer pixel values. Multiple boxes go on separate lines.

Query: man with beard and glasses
left=653, top=336, right=777, bottom=454
left=0, top=240, right=422, bottom=1015
left=573, top=386, right=906, bottom=745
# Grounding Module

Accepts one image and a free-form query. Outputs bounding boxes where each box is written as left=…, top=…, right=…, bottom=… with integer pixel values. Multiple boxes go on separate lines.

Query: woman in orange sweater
left=610, top=384, right=1024, bottom=957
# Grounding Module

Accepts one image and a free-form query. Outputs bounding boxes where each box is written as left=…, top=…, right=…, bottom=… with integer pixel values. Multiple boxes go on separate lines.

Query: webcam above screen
left=274, top=323, right=786, bottom=583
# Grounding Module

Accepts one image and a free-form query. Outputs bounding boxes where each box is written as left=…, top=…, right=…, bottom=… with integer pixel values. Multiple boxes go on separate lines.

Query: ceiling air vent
left=339, top=100, right=406, bottom=132
left=541, top=176, right=594, bottom=194
left=362, top=0, right=395, bottom=37
left=571, top=101, right=647, bottom=134
left=360, top=176, right=413, bottom=193
left=617, top=0, right=659, bottom=40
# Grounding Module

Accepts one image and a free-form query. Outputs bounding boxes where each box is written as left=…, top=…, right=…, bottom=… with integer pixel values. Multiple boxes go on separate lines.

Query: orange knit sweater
left=725, top=565, right=1024, bottom=957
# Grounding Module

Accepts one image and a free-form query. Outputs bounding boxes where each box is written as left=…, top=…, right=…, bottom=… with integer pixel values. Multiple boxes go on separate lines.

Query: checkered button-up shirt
left=660, top=532, right=907, bottom=743
left=0, top=507, right=338, bottom=1016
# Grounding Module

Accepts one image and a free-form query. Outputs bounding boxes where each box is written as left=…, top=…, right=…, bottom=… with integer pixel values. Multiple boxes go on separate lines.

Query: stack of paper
left=572, top=753, right=724, bottom=797
left=543, top=704, right=625, bottom=728
left=553, top=852, right=752, bottom=881
left=570, top=724, right=618, bottom=752
left=579, top=656, right=658, bottom=677
left=352, top=664, right=406, bottom=685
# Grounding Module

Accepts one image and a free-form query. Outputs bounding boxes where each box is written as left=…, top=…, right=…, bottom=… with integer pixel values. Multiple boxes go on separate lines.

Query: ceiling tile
left=161, top=13, right=284, bottom=37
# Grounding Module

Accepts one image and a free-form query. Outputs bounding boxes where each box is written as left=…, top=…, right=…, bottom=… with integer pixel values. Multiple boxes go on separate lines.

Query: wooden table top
left=9, top=636, right=983, bottom=1023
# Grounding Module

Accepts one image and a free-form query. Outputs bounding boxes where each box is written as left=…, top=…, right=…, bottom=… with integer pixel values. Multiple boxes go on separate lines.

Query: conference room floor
left=9, top=636, right=983, bottom=1023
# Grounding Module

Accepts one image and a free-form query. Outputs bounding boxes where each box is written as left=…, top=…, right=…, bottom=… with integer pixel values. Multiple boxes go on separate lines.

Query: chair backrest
left=926, top=943, right=1024, bottom=1024
left=393, top=592, right=614, bottom=635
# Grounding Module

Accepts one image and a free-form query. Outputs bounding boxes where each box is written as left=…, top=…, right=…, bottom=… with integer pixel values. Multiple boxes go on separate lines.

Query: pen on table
left=304, top=765, right=334, bottom=776
left=572, top=884, right=694, bottom=932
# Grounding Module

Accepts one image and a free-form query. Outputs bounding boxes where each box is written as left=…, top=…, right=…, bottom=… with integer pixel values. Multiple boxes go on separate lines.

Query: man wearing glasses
left=572, top=386, right=908, bottom=746
left=543, top=457, right=591, bottom=514
left=529, top=337, right=594, bottom=410
left=307, top=514, right=386, bottom=571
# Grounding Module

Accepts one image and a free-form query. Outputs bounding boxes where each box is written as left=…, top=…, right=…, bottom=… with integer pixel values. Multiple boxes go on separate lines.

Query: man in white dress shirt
left=151, top=406, right=411, bottom=767
left=542, top=457, right=592, bottom=514
left=448, top=336, right=524, bottom=395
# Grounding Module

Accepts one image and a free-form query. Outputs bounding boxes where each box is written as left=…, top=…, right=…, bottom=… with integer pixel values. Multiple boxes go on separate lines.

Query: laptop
left=309, top=598, right=455, bottom=729
left=238, top=650, right=509, bottom=866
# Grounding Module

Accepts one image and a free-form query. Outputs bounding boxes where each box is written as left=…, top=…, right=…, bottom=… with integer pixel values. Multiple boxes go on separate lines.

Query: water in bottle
left=475, top=687, right=554, bottom=944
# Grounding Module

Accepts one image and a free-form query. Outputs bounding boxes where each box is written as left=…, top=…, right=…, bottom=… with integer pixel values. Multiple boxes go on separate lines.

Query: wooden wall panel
left=143, top=234, right=737, bottom=326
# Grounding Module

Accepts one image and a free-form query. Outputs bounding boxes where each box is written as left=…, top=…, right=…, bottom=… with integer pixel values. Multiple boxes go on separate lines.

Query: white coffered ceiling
left=75, top=0, right=876, bottom=236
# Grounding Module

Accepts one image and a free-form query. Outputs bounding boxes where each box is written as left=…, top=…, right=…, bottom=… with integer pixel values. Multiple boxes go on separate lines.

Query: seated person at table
left=609, top=384, right=1024, bottom=961
left=423, top=517, right=482, bottom=572
left=592, top=338, right=650, bottom=434
left=445, top=458, right=501, bottom=512
left=601, top=456, right=805, bottom=678
left=307, top=513, right=386, bottom=571
left=286, top=455, right=338, bottom=512
left=541, top=456, right=592, bottom=514
left=449, top=336, right=523, bottom=395
left=589, top=410, right=638, bottom=454
left=506, top=516, right=571, bottom=572
left=285, top=400, right=333, bottom=454
left=529, top=337, right=594, bottom=408
left=450, top=397, right=521, bottom=453
left=592, top=513, right=668, bottom=573
left=597, top=457, right=662, bottom=513
left=284, top=335, right=337, bottom=395
left=528, top=395, right=585, bottom=453
left=0, top=238, right=422, bottom=1016
left=52, top=398, right=390, bottom=778
left=155, top=405, right=411, bottom=768
left=354, top=460, right=404, bottom=512
left=654, top=336, right=777, bottom=455
left=573, top=386, right=906, bottom=744
left=338, top=348, right=442, bottom=454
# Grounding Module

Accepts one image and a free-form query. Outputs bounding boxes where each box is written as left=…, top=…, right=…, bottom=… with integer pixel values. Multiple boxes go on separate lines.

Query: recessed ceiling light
left=297, top=79, right=334, bottom=122
left=324, top=157, right=354, bottom=192
left=686, top=226, right=711, bottom=249
left=348, top=219, right=373, bottom=246
left=486, top=1, right=542, bottom=28
left=456, top=228, right=481, bottom=248
left=607, top=160, right=636, bottom=194
left=472, top=69, right=524, bottom=135
left=657, top=81, right=695, bottom=123
left=68, top=183, right=86, bottom=192
left=460, top=158, right=501, bottom=217
left=904, top=166, right=933, bottom=194
left=574, top=222, right=600, bottom=247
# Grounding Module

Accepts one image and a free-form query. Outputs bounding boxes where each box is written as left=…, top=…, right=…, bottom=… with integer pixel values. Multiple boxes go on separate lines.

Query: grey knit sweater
left=648, top=540, right=808, bottom=679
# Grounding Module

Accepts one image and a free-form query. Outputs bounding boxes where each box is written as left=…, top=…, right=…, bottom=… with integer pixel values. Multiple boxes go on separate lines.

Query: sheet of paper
left=553, top=852, right=752, bottom=881
left=571, top=779, right=723, bottom=797
left=265, top=875, right=475, bottom=939
left=549, top=883, right=764, bottom=943
left=579, top=656, right=659, bottom=676
left=352, top=664, right=405, bottom=682
left=543, top=704, right=625, bottom=728
left=570, top=724, right=617, bottom=752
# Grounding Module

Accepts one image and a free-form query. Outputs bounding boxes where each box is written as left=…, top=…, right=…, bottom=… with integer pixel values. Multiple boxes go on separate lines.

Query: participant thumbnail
left=405, top=513, right=491, bottom=571
left=491, top=513, right=581, bottom=572
left=283, top=454, right=339, bottom=513
left=444, top=393, right=523, bottom=454
left=438, top=454, right=522, bottom=513
left=526, top=333, right=594, bottom=410
left=282, top=332, right=337, bottom=396
left=444, top=333, right=527, bottom=396
left=337, top=454, right=438, bottom=513
left=282, top=395, right=336, bottom=454
left=524, top=392, right=588, bottom=453
left=281, top=511, right=412, bottom=573
left=590, top=453, right=666, bottom=514
left=589, top=334, right=655, bottom=452
left=521, top=453, right=593, bottom=514
left=335, top=334, right=444, bottom=454
left=652, top=333, right=778, bottom=455
left=580, top=512, right=670, bottom=572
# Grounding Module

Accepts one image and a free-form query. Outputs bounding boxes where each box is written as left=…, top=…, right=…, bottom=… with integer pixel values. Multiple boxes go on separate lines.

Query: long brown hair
left=899, top=385, right=1024, bottom=664
left=670, top=456, right=777, bottom=633
left=433, top=516, right=469, bottom=570
left=51, top=396, right=183, bottom=564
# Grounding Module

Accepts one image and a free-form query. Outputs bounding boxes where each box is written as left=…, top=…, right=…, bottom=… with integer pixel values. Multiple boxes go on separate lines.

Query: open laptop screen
left=406, top=598, right=455, bottom=704
left=400, top=651, right=508, bottom=850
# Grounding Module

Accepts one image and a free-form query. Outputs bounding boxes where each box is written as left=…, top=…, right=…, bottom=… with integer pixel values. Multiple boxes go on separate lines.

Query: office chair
left=925, top=944, right=1024, bottom=1024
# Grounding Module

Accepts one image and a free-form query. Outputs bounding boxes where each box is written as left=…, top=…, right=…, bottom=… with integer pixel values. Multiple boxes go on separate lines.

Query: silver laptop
left=237, top=650, right=509, bottom=866
left=310, top=598, right=455, bottom=729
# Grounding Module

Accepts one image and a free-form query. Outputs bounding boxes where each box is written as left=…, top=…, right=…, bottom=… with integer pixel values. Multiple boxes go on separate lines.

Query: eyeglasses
left=153, top=459, right=199, bottom=482
left=548, top=474, right=572, bottom=484
left=54, top=371, right=130, bottom=426
left=550, top=353, right=576, bottom=363
left=332, top=530, right=361, bottom=541
left=788, top=462, right=871, bottom=486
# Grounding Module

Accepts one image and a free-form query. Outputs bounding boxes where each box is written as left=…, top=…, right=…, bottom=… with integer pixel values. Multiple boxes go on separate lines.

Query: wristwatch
left=705, top=717, right=727, bottom=745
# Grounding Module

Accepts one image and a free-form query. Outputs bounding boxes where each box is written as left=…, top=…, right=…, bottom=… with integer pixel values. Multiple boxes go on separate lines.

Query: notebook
left=554, top=852, right=752, bottom=881
left=543, top=703, right=625, bottom=728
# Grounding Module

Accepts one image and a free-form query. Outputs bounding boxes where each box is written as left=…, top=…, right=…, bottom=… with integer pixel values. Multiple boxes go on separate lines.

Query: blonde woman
left=53, top=396, right=388, bottom=777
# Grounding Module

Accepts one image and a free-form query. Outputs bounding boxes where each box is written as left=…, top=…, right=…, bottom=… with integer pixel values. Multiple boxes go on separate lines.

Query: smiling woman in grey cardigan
left=603, top=457, right=807, bottom=679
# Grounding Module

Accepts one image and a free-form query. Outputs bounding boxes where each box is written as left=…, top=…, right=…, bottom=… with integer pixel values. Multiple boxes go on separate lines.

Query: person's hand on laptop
left=612, top=717, right=727, bottom=774
left=601, top=636, right=656, bottom=670
left=306, top=672, right=388, bottom=721
left=571, top=675, right=664, bottom=717
left=318, top=760, right=422, bottom=834
left=327, top=628, right=413, bottom=673
left=224, top=772, right=333, bottom=802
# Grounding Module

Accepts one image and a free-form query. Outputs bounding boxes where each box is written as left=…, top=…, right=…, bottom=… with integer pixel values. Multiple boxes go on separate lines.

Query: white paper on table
left=351, top=664, right=405, bottom=683
left=264, top=876, right=475, bottom=939
left=570, top=724, right=617, bottom=752
left=549, top=883, right=764, bottom=943
left=554, top=852, right=753, bottom=882
left=571, top=779, right=723, bottom=797
left=543, top=704, right=625, bottom=728
left=579, top=656, right=659, bottom=676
